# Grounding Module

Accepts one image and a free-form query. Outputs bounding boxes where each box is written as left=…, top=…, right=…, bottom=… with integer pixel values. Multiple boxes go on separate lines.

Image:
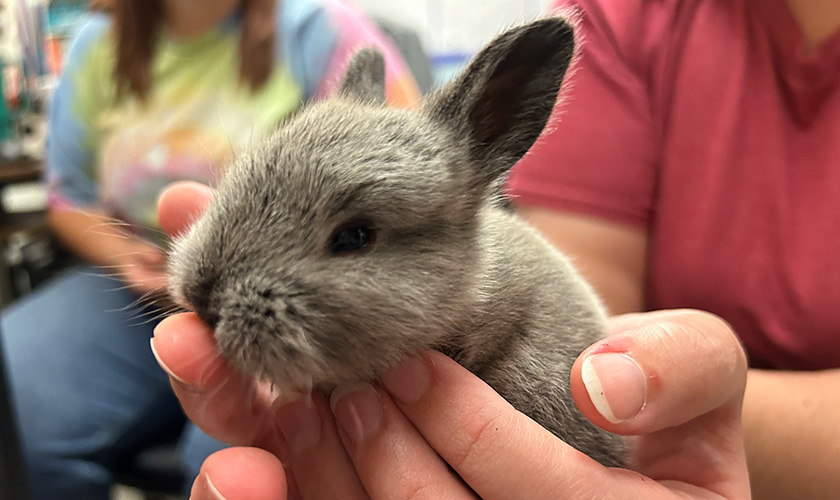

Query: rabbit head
left=168, top=18, right=577, bottom=389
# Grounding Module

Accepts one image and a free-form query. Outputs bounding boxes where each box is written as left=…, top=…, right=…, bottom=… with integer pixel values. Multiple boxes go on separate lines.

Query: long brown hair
left=91, top=0, right=276, bottom=99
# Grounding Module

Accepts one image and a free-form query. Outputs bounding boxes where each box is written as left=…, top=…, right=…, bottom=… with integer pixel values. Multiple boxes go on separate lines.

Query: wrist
left=742, top=368, right=840, bottom=499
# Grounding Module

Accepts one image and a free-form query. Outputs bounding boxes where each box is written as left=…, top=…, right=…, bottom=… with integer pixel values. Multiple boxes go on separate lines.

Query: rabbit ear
left=338, top=48, right=386, bottom=105
left=424, top=17, right=577, bottom=191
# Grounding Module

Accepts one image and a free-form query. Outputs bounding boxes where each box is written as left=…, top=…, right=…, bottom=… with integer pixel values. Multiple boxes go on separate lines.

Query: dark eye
left=328, top=223, right=375, bottom=254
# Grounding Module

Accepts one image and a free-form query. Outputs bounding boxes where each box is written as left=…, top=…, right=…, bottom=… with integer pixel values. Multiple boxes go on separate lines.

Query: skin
left=155, top=181, right=751, bottom=500
left=783, top=0, right=840, bottom=52
left=48, top=209, right=167, bottom=297
left=518, top=207, right=840, bottom=500
left=162, top=0, right=241, bottom=40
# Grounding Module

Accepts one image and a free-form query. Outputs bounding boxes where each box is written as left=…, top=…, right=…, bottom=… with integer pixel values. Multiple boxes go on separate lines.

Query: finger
left=272, top=392, right=370, bottom=500
left=119, top=264, right=168, bottom=299
left=379, top=351, right=615, bottom=500
left=191, top=447, right=287, bottom=500
left=571, top=309, right=750, bottom=497
left=153, top=316, right=366, bottom=499
left=135, top=270, right=169, bottom=296
left=151, top=312, right=280, bottom=450
left=158, top=181, right=214, bottom=237
left=133, top=245, right=167, bottom=266
left=573, top=309, right=747, bottom=432
left=329, top=382, right=478, bottom=500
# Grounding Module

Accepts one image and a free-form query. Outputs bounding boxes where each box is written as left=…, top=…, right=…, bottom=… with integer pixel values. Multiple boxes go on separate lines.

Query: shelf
left=0, top=159, right=42, bottom=185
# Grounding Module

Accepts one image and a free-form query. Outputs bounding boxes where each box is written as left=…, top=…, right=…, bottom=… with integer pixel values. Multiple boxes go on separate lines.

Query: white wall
left=354, top=0, right=556, bottom=57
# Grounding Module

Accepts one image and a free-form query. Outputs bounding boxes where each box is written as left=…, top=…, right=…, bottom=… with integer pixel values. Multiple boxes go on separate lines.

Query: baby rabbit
left=169, top=17, right=624, bottom=467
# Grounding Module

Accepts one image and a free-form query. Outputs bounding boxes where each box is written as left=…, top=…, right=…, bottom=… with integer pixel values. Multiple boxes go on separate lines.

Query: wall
left=353, top=0, right=556, bottom=57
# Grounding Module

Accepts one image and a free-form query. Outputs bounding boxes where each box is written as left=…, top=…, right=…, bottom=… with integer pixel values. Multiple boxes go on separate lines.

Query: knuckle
left=447, top=407, right=512, bottom=472
left=652, top=310, right=749, bottom=397
left=655, top=310, right=746, bottom=365
left=398, top=481, right=436, bottom=500
left=681, top=310, right=747, bottom=372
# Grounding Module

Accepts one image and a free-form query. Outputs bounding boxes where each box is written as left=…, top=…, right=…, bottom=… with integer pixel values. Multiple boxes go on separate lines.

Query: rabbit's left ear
left=339, top=48, right=386, bottom=105
left=424, top=18, right=577, bottom=191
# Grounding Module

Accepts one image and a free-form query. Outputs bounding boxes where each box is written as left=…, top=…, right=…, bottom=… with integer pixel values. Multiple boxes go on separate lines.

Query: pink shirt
left=508, top=0, right=840, bottom=370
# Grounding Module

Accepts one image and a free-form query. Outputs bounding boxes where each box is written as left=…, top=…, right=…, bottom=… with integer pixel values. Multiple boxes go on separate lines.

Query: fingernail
left=380, top=355, right=430, bottom=404
left=149, top=338, right=189, bottom=385
left=204, top=473, right=228, bottom=500
left=581, top=353, right=647, bottom=423
left=330, top=383, right=381, bottom=447
left=275, top=394, right=322, bottom=456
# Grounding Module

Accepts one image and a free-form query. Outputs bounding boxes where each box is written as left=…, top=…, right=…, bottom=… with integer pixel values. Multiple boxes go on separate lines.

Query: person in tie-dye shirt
left=1, top=1, right=419, bottom=498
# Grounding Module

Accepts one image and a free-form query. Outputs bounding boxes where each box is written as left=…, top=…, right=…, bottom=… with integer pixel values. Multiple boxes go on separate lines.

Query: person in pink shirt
left=149, top=0, right=839, bottom=498
left=508, top=0, right=840, bottom=497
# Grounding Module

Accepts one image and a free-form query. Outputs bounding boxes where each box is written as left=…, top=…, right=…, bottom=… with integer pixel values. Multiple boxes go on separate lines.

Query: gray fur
left=168, top=17, right=623, bottom=467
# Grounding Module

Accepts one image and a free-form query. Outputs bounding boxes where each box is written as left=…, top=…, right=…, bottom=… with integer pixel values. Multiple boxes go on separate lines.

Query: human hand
left=113, top=238, right=169, bottom=299
left=154, top=181, right=751, bottom=500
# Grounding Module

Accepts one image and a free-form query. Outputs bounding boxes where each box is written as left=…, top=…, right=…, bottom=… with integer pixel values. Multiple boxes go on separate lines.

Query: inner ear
left=470, top=66, right=530, bottom=148
left=424, top=17, right=577, bottom=192
left=469, top=25, right=574, bottom=161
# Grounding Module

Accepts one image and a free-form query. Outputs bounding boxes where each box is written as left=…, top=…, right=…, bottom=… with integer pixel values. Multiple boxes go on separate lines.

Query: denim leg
left=1, top=264, right=185, bottom=500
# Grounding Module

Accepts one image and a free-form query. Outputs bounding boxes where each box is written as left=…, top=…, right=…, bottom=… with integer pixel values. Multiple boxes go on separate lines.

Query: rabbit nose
left=184, top=276, right=221, bottom=329
left=194, top=303, right=221, bottom=330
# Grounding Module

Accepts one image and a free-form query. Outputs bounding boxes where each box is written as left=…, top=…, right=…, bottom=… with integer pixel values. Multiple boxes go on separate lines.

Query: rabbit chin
left=212, top=318, right=363, bottom=392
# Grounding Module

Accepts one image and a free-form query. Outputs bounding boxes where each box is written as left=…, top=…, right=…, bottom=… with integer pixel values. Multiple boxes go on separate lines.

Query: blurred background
left=0, top=0, right=555, bottom=309
left=0, top=1, right=553, bottom=499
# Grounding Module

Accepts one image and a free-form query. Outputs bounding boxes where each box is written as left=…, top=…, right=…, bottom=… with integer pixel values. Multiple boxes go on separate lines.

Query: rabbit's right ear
left=424, top=17, right=576, bottom=192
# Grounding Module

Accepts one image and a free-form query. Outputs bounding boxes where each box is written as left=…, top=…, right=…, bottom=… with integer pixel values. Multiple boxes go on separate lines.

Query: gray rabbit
left=168, top=17, right=624, bottom=467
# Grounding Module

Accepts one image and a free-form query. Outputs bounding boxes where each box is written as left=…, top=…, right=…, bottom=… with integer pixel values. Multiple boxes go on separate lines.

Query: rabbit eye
left=329, top=223, right=375, bottom=254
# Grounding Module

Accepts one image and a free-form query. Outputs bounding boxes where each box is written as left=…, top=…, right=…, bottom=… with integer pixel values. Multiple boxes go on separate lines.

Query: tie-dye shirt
left=46, top=0, right=419, bottom=241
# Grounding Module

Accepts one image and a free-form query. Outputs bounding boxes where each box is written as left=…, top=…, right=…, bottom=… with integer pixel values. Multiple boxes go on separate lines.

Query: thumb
left=570, top=309, right=749, bottom=498
left=158, top=181, right=215, bottom=237
left=572, top=310, right=747, bottom=432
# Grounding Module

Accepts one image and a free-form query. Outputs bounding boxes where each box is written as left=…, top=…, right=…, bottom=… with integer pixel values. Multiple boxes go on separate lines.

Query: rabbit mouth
left=213, top=316, right=336, bottom=390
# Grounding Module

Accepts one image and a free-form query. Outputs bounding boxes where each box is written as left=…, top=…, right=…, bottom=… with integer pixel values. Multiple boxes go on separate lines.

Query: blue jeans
left=1, top=265, right=228, bottom=499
